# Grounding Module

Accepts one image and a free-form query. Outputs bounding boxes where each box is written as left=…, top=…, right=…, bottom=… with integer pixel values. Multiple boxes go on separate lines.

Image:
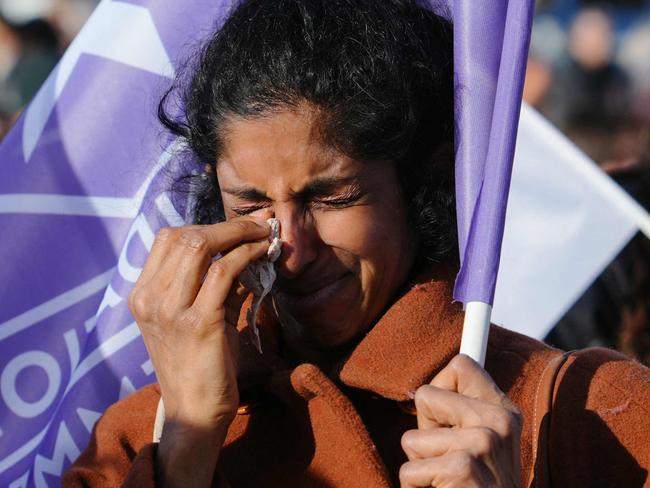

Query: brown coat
left=63, top=268, right=650, bottom=487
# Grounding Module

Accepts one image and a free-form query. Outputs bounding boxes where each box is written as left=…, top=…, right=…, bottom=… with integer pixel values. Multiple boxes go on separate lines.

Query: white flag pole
left=459, top=302, right=492, bottom=366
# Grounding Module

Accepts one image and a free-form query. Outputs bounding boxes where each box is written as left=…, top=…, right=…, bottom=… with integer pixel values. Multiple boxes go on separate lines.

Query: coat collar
left=336, top=264, right=464, bottom=401
left=237, top=264, right=464, bottom=402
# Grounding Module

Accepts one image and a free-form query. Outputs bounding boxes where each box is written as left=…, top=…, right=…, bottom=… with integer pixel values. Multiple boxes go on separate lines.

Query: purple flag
left=0, top=0, right=534, bottom=484
left=0, top=1, right=235, bottom=485
left=452, top=0, right=535, bottom=305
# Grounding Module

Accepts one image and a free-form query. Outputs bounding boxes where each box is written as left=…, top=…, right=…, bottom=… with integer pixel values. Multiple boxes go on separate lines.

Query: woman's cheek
left=313, top=206, right=387, bottom=256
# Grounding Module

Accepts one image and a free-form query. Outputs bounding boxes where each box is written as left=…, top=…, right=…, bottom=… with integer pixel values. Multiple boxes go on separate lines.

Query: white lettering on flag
left=63, top=329, right=81, bottom=372
left=0, top=194, right=139, bottom=218
left=0, top=322, right=142, bottom=475
left=76, top=408, right=102, bottom=434
left=0, top=269, right=113, bottom=342
left=0, top=429, right=47, bottom=476
left=118, top=377, right=136, bottom=400
left=65, top=322, right=141, bottom=396
left=8, top=470, right=28, bottom=488
left=117, top=214, right=155, bottom=283
left=155, top=192, right=186, bottom=227
left=1, top=352, right=61, bottom=418
left=85, top=285, right=122, bottom=333
left=141, top=359, right=154, bottom=376
left=2, top=139, right=180, bottom=218
left=33, top=422, right=80, bottom=488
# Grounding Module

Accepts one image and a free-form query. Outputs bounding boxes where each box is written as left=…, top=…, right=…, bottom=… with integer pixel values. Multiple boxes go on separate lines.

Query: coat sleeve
left=548, top=348, right=650, bottom=487
left=61, top=384, right=161, bottom=487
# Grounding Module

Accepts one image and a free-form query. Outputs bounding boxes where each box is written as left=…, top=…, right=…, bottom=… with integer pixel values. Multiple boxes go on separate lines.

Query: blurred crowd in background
left=0, top=0, right=98, bottom=137
left=526, top=0, right=650, bottom=365
left=0, top=0, right=649, bottom=364
left=527, top=0, right=650, bottom=171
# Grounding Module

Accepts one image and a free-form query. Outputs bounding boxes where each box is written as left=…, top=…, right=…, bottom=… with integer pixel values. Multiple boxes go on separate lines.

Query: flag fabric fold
left=452, top=0, right=535, bottom=305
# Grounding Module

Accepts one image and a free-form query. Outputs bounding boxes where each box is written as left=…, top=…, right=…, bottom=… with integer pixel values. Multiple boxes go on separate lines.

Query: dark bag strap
left=528, top=351, right=574, bottom=488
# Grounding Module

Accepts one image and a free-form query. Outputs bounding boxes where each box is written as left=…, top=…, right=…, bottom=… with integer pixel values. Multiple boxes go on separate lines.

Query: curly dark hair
left=159, top=0, right=457, bottom=264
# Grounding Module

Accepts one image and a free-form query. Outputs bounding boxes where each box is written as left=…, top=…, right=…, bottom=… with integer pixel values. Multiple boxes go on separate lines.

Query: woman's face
left=217, top=104, right=416, bottom=356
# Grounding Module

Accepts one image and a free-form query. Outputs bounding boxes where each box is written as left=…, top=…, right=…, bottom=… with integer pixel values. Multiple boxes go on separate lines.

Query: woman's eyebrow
left=221, top=186, right=270, bottom=201
left=222, top=176, right=361, bottom=202
left=300, top=176, right=361, bottom=199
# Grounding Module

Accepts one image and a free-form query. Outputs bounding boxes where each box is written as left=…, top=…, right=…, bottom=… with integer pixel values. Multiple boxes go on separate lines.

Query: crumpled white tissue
left=239, top=218, right=281, bottom=353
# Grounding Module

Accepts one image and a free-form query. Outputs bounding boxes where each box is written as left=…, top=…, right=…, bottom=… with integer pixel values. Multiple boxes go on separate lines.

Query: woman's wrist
left=155, top=415, right=234, bottom=488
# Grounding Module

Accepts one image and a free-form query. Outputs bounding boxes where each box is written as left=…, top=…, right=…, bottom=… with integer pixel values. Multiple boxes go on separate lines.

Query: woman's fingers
left=430, top=354, right=516, bottom=412
left=133, top=217, right=271, bottom=313
left=126, top=215, right=274, bottom=440
left=398, top=355, right=522, bottom=487
left=399, top=451, right=496, bottom=488
left=138, top=216, right=269, bottom=287
left=133, top=226, right=183, bottom=290
left=401, top=426, right=506, bottom=486
left=193, top=240, right=270, bottom=321
left=414, top=385, right=520, bottom=438
left=197, top=218, right=271, bottom=255
left=155, top=232, right=213, bottom=311
left=402, top=354, right=523, bottom=488
left=401, top=426, right=501, bottom=461
left=416, top=355, right=521, bottom=432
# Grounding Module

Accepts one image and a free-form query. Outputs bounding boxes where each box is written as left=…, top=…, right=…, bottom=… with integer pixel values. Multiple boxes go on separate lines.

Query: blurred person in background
left=523, top=14, right=566, bottom=110
left=617, top=16, right=650, bottom=168
left=0, top=0, right=97, bottom=139
left=0, top=15, right=19, bottom=138
left=0, top=0, right=60, bottom=137
left=539, top=6, right=650, bottom=366
left=544, top=7, right=632, bottom=164
left=50, top=0, right=97, bottom=48
left=4, top=18, right=60, bottom=112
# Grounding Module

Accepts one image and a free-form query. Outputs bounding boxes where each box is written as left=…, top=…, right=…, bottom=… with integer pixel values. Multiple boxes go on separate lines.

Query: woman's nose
left=273, top=206, right=318, bottom=279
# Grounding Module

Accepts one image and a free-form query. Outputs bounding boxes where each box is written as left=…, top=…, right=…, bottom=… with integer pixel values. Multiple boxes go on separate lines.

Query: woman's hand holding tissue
left=128, top=211, right=273, bottom=487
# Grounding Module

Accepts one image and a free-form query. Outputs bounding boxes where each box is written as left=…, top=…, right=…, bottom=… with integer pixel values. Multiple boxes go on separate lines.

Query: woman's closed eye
left=230, top=191, right=367, bottom=216
left=230, top=203, right=271, bottom=216
left=310, top=193, right=366, bottom=210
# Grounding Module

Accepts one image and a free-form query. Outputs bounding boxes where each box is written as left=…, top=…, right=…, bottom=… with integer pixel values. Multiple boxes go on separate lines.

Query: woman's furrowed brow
left=299, top=176, right=361, bottom=199
left=222, top=176, right=361, bottom=202
left=221, top=186, right=270, bottom=202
